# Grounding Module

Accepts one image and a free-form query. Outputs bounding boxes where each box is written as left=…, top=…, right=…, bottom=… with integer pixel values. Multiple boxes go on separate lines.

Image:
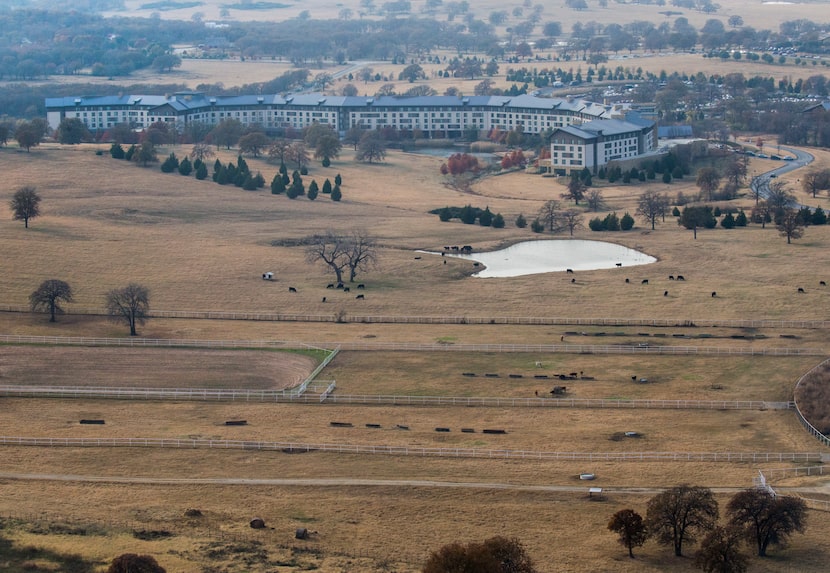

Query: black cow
left=289, top=287, right=297, bottom=293
left=321, top=296, right=327, bottom=302
left=356, top=294, right=365, bottom=300
left=641, top=279, right=649, bottom=285
left=357, top=284, right=365, bottom=289
left=821, top=281, right=827, bottom=286
left=798, top=287, right=805, bottom=293
left=344, top=287, right=350, bottom=293
left=571, top=278, right=576, bottom=283
left=326, top=283, right=334, bottom=289
left=676, top=275, right=685, bottom=281
left=625, top=278, right=630, bottom=283
left=664, top=290, right=668, bottom=296
left=711, top=291, right=717, bottom=297
left=566, top=268, right=574, bottom=274
left=616, top=262, right=622, bottom=267
left=668, top=275, right=675, bottom=280
left=336, top=282, right=344, bottom=289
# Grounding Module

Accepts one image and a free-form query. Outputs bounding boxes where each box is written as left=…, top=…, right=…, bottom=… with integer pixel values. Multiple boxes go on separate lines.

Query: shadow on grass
left=0, top=530, right=97, bottom=573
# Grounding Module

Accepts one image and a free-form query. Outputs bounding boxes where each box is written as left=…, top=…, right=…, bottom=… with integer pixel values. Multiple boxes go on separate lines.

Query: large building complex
left=46, top=91, right=657, bottom=172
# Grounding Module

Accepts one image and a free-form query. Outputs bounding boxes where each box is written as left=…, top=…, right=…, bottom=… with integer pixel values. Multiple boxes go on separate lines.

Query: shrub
left=492, top=213, right=505, bottom=228
left=438, top=207, right=453, bottom=222
left=331, top=185, right=342, bottom=201
left=620, top=212, right=634, bottom=230
left=530, top=219, right=545, bottom=233
left=515, top=213, right=527, bottom=228
left=589, top=217, right=604, bottom=231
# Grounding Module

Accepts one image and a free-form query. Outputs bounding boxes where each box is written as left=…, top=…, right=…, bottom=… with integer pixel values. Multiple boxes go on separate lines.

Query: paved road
left=0, top=472, right=825, bottom=496
left=753, top=144, right=814, bottom=202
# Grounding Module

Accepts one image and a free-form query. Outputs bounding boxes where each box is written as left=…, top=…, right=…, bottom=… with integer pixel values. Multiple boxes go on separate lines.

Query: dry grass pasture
left=2, top=119, right=830, bottom=569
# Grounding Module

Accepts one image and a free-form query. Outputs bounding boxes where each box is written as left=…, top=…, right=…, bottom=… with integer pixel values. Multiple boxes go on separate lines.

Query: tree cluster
left=589, top=212, right=634, bottom=232
left=433, top=205, right=505, bottom=228
left=423, top=536, right=538, bottom=573
left=440, top=153, right=481, bottom=176
left=305, top=231, right=377, bottom=284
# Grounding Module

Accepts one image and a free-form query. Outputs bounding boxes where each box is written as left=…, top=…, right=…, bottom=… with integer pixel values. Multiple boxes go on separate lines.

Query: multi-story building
left=548, top=114, right=657, bottom=175
left=45, top=91, right=646, bottom=141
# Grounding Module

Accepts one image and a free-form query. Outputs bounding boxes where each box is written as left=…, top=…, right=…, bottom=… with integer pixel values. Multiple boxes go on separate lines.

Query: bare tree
left=561, top=210, right=584, bottom=236
left=636, top=190, right=668, bottom=230
left=776, top=208, right=806, bottom=244
left=30, top=279, right=73, bottom=322
left=727, top=488, right=808, bottom=557
left=801, top=169, right=830, bottom=198
left=306, top=232, right=350, bottom=284
left=538, top=199, right=561, bottom=232
left=105, top=283, right=150, bottom=336
left=585, top=189, right=605, bottom=212
left=765, top=180, right=796, bottom=221
left=268, top=139, right=292, bottom=165
left=356, top=131, right=387, bottom=163
left=749, top=176, right=765, bottom=205
left=608, top=509, right=648, bottom=558
left=696, top=167, right=722, bottom=201
left=288, top=141, right=310, bottom=169
left=561, top=175, right=587, bottom=205
left=646, top=485, right=719, bottom=557
left=190, top=143, right=215, bottom=162
left=10, top=185, right=41, bottom=228
left=345, top=231, right=378, bottom=282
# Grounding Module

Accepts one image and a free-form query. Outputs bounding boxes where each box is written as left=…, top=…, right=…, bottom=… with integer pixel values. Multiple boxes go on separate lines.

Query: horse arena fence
left=0, top=436, right=821, bottom=464
left=792, top=358, right=830, bottom=448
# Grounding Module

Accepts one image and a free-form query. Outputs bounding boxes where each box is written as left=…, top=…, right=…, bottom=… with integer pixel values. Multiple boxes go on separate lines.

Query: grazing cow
left=326, top=284, right=335, bottom=289
left=616, top=262, right=622, bottom=267
left=473, top=262, right=480, bottom=267
left=357, top=284, right=365, bottom=289
left=535, top=361, right=543, bottom=368
left=321, top=297, right=327, bottom=302
left=444, top=246, right=451, bottom=251
left=566, top=268, right=574, bottom=274
left=441, top=252, right=445, bottom=257
left=664, top=290, right=668, bottom=296
left=669, top=275, right=675, bottom=280
left=798, top=287, right=805, bottom=293
left=711, top=291, right=717, bottom=297
left=451, top=245, right=459, bottom=250
left=676, top=275, right=685, bottom=281
left=414, top=256, right=421, bottom=259
left=821, top=281, right=827, bottom=286
left=289, top=287, right=297, bottom=293
left=344, top=287, right=350, bottom=293
left=337, top=282, right=344, bottom=289
left=631, top=376, right=637, bottom=381
left=641, top=279, right=649, bottom=285
left=461, top=245, right=473, bottom=253
left=625, top=278, right=630, bottom=283
left=571, top=278, right=576, bottom=283
left=356, top=294, right=365, bottom=300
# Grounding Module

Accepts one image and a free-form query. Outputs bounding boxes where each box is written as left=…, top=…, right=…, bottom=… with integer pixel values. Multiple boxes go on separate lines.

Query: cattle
left=451, top=245, right=459, bottom=250
left=631, top=376, right=637, bottom=381
left=641, top=279, right=649, bottom=285
left=326, top=283, right=335, bottom=289
left=444, top=246, right=451, bottom=251
left=571, top=278, right=576, bottom=283
left=711, top=291, right=717, bottom=297
left=288, top=287, right=297, bottom=293
left=625, top=278, right=630, bottom=283
left=664, top=290, right=668, bottom=296
left=821, top=281, right=827, bottom=286
left=798, top=287, right=805, bottom=293
left=356, top=294, right=365, bottom=300
left=616, top=262, right=622, bottom=267
left=461, top=245, right=473, bottom=253
left=343, top=287, right=350, bottom=293
left=321, top=297, right=327, bottom=302
left=336, top=282, right=344, bottom=289
left=414, top=256, right=422, bottom=259
left=566, top=268, right=574, bottom=274
left=669, top=275, right=675, bottom=280
left=357, top=284, right=365, bottom=289
left=676, top=275, right=685, bottom=281
left=473, top=262, right=480, bottom=267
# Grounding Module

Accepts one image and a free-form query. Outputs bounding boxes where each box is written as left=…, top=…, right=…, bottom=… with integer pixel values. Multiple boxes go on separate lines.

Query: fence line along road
left=0, top=436, right=821, bottom=463
left=0, top=334, right=823, bottom=356
left=5, top=305, right=830, bottom=329
left=0, top=385, right=792, bottom=410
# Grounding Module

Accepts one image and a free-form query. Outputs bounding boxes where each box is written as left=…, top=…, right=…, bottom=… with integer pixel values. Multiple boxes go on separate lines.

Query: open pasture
left=4, top=147, right=830, bottom=324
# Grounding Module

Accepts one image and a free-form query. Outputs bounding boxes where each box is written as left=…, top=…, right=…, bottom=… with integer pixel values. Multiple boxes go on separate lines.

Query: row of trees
left=608, top=485, right=807, bottom=567
left=29, top=279, right=149, bottom=336
left=435, top=205, right=506, bottom=228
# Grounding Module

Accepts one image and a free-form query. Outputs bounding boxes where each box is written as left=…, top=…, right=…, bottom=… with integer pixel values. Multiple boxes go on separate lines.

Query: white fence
left=0, top=385, right=792, bottom=410
left=0, top=436, right=820, bottom=463
left=6, top=304, right=830, bottom=329
left=792, top=358, right=830, bottom=448
left=0, top=334, right=822, bottom=356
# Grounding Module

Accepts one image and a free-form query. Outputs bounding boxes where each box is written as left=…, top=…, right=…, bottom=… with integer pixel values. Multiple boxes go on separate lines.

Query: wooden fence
left=792, top=358, right=830, bottom=448
left=0, top=384, right=334, bottom=402
left=5, top=304, right=830, bottom=329
left=0, top=436, right=820, bottom=463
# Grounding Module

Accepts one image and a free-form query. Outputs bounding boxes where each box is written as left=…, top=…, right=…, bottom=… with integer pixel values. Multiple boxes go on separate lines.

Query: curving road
left=753, top=144, right=814, bottom=201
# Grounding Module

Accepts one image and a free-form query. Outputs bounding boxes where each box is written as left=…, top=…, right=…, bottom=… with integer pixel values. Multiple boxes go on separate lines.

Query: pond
left=436, top=239, right=656, bottom=278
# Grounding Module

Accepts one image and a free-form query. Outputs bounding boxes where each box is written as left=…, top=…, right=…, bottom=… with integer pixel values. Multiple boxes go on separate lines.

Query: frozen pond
left=439, top=240, right=656, bottom=278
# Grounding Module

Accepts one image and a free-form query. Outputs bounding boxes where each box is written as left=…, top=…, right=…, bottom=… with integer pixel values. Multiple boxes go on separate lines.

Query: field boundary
left=0, top=335, right=823, bottom=356
left=6, top=305, right=830, bottom=329
left=0, top=385, right=792, bottom=409
left=0, top=436, right=821, bottom=463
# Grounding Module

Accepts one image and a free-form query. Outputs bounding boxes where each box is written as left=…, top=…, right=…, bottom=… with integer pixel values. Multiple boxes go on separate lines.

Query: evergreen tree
left=459, top=204, right=477, bottom=224
left=530, top=219, right=545, bottom=232
left=812, top=206, right=827, bottom=225
left=215, top=166, right=229, bottom=185
left=335, top=173, right=342, bottom=185
left=492, top=213, right=505, bottom=228
left=282, top=171, right=290, bottom=185
left=300, top=166, right=308, bottom=175
left=322, top=179, right=333, bottom=194
left=237, top=154, right=249, bottom=174
left=214, top=158, right=223, bottom=173
left=589, top=217, right=604, bottom=231
left=307, top=181, right=319, bottom=200
left=672, top=206, right=681, bottom=217
left=735, top=209, right=748, bottom=226
left=286, top=183, right=300, bottom=199
left=721, top=212, right=736, bottom=228
left=438, top=207, right=453, bottom=221
left=271, top=174, right=286, bottom=194
left=242, top=173, right=257, bottom=190
left=322, top=157, right=331, bottom=167
left=110, top=143, right=125, bottom=159
left=279, top=163, right=288, bottom=177
left=713, top=206, right=722, bottom=217
left=663, top=171, right=672, bottom=184
left=124, top=144, right=136, bottom=161
left=479, top=206, right=493, bottom=227
left=233, top=170, right=246, bottom=187
left=195, top=162, right=208, bottom=180
left=178, top=157, right=192, bottom=176
left=515, top=213, right=527, bottom=228
left=226, top=163, right=237, bottom=180
left=331, top=184, right=342, bottom=201
left=290, top=178, right=304, bottom=196
left=193, top=157, right=203, bottom=171
left=620, top=212, right=635, bottom=230
left=160, top=152, right=179, bottom=173
left=604, top=212, right=621, bottom=231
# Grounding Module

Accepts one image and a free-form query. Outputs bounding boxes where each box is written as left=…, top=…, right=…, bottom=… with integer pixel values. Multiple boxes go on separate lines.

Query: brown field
left=3, top=32, right=830, bottom=566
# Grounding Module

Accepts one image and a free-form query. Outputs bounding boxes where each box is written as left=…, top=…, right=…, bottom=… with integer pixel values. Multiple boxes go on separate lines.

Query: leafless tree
left=636, top=189, right=668, bottom=230
left=105, top=283, right=150, bottom=336
left=190, top=143, right=215, bottom=162
left=10, top=185, right=41, bottom=228
left=30, top=279, right=73, bottom=322
left=585, top=189, right=605, bottom=212
left=345, top=231, right=378, bottom=281
left=776, top=208, right=805, bottom=244
left=538, top=199, right=562, bottom=232
left=561, top=210, right=584, bottom=236
left=288, top=141, right=310, bottom=170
